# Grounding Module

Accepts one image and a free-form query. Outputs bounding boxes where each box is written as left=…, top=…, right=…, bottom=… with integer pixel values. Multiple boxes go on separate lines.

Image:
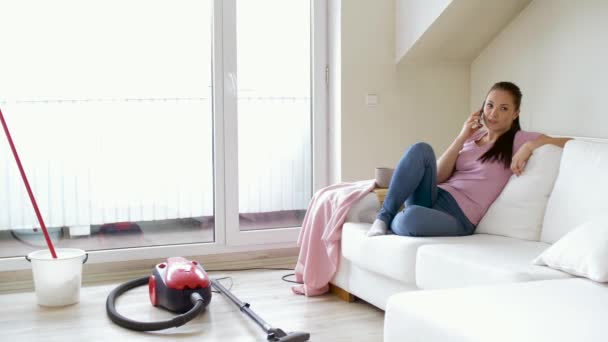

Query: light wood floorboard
left=0, top=269, right=384, bottom=341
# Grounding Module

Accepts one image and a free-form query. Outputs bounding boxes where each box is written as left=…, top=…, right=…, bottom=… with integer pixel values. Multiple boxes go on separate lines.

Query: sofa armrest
left=345, top=192, right=380, bottom=223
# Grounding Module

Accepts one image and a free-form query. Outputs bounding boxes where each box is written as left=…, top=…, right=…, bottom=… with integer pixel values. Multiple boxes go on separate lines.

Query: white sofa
left=332, top=139, right=608, bottom=341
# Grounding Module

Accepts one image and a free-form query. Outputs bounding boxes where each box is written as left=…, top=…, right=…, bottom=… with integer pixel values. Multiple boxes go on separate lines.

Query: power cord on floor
left=205, top=267, right=303, bottom=285
left=281, top=273, right=300, bottom=284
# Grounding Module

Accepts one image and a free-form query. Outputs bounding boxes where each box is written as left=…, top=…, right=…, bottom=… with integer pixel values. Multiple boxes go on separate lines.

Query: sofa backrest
left=540, top=140, right=608, bottom=244
left=476, top=144, right=563, bottom=241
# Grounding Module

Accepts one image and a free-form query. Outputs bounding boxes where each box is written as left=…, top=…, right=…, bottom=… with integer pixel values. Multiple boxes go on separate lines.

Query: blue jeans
left=377, top=142, right=475, bottom=237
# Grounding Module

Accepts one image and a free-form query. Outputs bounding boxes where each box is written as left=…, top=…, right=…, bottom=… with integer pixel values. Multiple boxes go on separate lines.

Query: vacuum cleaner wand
left=211, top=279, right=310, bottom=342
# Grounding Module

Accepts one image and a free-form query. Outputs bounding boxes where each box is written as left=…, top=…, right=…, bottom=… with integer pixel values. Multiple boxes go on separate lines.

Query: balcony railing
left=0, top=97, right=311, bottom=231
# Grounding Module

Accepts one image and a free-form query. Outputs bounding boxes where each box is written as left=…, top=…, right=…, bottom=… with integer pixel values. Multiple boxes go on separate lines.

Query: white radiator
left=0, top=98, right=311, bottom=230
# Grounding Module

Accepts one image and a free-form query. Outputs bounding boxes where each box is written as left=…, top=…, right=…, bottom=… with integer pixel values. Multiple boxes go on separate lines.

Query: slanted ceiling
left=396, top=0, right=532, bottom=64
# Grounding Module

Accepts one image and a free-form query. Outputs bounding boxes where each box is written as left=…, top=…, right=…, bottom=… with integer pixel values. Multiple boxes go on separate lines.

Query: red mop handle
left=0, top=107, right=57, bottom=258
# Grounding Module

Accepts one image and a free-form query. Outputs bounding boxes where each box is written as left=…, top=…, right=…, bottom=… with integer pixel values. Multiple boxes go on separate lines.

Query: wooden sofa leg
left=330, top=284, right=355, bottom=303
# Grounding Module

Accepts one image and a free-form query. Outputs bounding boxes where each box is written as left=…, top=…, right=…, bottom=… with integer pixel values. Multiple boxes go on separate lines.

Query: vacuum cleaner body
left=149, top=257, right=212, bottom=313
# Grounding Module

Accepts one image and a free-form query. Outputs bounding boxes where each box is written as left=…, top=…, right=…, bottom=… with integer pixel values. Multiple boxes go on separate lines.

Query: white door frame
left=223, top=0, right=328, bottom=246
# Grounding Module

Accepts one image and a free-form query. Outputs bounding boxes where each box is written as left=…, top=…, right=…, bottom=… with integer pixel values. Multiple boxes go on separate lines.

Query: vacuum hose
left=106, top=276, right=205, bottom=331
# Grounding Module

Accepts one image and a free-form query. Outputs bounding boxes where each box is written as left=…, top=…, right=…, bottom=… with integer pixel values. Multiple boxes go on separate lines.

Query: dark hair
left=478, top=81, right=522, bottom=169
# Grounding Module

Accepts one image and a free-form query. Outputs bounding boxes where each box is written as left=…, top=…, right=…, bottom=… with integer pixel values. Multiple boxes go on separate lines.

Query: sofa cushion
left=541, top=140, right=608, bottom=243
left=385, top=279, right=608, bottom=342
left=476, top=144, right=562, bottom=241
left=341, top=224, right=528, bottom=284
left=534, top=218, right=608, bottom=282
left=416, top=234, right=571, bottom=289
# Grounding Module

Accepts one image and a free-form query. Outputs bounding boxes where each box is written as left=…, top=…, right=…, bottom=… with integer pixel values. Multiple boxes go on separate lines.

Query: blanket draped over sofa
left=293, top=179, right=376, bottom=296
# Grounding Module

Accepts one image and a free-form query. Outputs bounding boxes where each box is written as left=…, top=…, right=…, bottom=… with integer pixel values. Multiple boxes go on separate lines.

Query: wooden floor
left=0, top=269, right=384, bottom=341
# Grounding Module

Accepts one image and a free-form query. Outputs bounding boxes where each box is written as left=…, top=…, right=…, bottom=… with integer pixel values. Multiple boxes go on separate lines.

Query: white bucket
left=26, top=248, right=88, bottom=307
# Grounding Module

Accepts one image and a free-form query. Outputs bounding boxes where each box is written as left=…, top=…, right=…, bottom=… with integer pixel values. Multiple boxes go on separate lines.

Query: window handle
left=227, top=72, right=237, bottom=96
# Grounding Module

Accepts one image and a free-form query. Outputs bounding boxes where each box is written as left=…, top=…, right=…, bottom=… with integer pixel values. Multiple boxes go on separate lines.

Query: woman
left=367, top=81, right=571, bottom=237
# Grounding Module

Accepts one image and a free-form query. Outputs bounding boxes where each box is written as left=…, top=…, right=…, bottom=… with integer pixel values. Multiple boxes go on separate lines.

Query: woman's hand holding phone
left=459, top=110, right=484, bottom=140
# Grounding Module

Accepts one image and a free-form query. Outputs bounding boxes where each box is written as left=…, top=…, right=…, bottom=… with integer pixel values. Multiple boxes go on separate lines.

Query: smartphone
left=478, top=103, right=485, bottom=128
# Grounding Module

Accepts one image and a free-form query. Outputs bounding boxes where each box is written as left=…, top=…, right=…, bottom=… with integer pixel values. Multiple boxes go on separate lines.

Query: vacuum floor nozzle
left=211, top=279, right=310, bottom=342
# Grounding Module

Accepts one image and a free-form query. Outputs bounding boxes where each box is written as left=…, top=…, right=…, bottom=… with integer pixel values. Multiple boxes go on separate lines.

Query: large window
left=0, top=0, right=326, bottom=263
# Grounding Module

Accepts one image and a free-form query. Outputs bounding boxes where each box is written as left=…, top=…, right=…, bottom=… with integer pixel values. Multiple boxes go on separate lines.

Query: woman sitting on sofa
left=367, top=81, right=571, bottom=237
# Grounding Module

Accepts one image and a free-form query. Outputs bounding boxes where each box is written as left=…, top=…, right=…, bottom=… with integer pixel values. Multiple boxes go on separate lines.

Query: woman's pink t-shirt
left=438, top=129, right=541, bottom=225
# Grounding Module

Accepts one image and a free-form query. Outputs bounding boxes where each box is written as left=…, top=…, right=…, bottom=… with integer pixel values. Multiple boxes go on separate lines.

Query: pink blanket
left=292, top=179, right=376, bottom=296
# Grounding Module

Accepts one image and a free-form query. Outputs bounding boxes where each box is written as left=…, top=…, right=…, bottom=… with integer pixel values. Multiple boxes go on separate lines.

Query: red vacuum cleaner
left=106, top=257, right=310, bottom=341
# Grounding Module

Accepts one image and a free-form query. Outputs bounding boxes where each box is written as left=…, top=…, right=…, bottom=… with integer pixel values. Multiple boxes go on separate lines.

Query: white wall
left=395, top=0, right=452, bottom=62
left=471, top=0, right=608, bottom=138
left=339, top=0, right=469, bottom=181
